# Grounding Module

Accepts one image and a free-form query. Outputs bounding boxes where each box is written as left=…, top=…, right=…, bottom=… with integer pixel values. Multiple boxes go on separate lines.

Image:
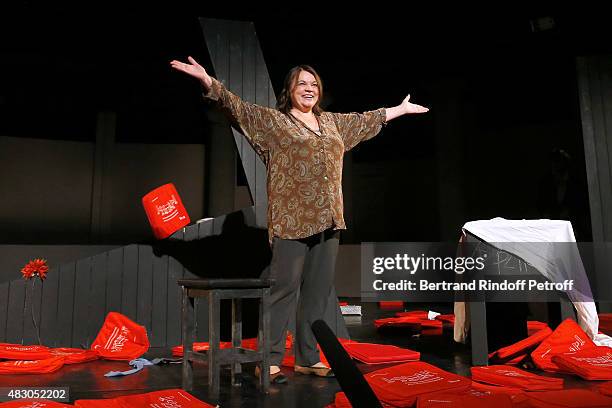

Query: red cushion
left=0, top=344, right=51, bottom=360
left=435, top=314, right=455, bottom=325
left=525, top=389, right=612, bottom=408
left=241, top=338, right=258, bottom=350
left=241, top=335, right=294, bottom=350
left=90, top=312, right=149, bottom=361
left=0, top=401, right=73, bottom=407
left=599, top=381, right=612, bottom=397
left=421, top=327, right=444, bottom=336
left=74, top=399, right=121, bottom=408
left=49, top=348, right=99, bottom=364
left=114, top=388, right=215, bottom=407
left=332, top=392, right=396, bottom=408
left=171, top=342, right=232, bottom=357
left=0, top=356, right=64, bottom=374
left=599, top=314, right=612, bottom=335
left=379, top=301, right=404, bottom=309
left=488, top=353, right=528, bottom=366
left=489, top=326, right=552, bottom=363
left=551, top=346, right=612, bottom=380
left=343, top=342, right=420, bottom=364
left=528, top=321, right=550, bottom=336
left=365, top=361, right=471, bottom=407
left=375, top=316, right=443, bottom=330
left=416, top=392, right=513, bottom=408
left=396, top=311, right=429, bottom=319
left=531, top=318, right=596, bottom=372
left=172, top=334, right=292, bottom=356
left=142, top=183, right=191, bottom=239
left=469, top=380, right=524, bottom=396
left=75, top=389, right=215, bottom=408
left=471, top=365, right=563, bottom=391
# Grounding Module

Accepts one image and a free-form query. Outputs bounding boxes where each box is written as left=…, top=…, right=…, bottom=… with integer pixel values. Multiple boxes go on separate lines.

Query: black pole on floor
left=311, top=320, right=383, bottom=408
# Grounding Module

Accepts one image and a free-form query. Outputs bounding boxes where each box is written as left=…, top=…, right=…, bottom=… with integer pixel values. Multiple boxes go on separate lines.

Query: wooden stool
left=178, top=278, right=273, bottom=395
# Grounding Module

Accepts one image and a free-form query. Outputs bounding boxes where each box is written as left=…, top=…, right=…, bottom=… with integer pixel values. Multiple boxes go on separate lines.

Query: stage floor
left=0, top=301, right=601, bottom=407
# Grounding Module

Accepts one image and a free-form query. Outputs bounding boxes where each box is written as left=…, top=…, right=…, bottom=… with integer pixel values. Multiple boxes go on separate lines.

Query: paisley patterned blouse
left=204, top=78, right=386, bottom=243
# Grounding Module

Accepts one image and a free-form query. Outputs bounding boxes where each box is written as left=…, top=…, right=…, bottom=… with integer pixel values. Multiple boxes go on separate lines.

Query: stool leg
left=181, top=288, right=195, bottom=391
left=470, top=301, right=489, bottom=366
left=231, top=298, right=242, bottom=386
left=208, top=291, right=221, bottom=396
left=259, top=288, right=271, bottom=392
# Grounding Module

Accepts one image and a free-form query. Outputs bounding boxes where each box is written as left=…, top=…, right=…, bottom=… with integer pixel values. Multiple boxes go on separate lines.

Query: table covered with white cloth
left=454, top=217, right=599, bottom=343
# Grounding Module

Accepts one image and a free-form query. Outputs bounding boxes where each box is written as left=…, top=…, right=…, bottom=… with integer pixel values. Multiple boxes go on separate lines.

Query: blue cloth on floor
left=104, top=357, right=178, bottom=377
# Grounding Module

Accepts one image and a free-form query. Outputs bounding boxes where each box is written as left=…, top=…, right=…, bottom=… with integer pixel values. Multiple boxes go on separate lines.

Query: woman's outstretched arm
left=170, top=56, right=213, bottom=89
left=385, top=94, right=429, bottom=122
left=170, top=56, right=280, bottom=156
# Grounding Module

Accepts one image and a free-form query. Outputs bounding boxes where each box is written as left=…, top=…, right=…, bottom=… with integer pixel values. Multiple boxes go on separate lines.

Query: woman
left=170, top=57, right=429, bottom=383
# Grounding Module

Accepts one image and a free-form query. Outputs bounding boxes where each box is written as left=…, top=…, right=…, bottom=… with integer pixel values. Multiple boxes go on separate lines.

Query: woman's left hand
left=401, top=95, right=429, bottom=114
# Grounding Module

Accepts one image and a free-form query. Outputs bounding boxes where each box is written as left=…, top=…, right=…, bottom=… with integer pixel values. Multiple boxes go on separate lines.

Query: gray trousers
left=262, top=228, right=340, bottom=366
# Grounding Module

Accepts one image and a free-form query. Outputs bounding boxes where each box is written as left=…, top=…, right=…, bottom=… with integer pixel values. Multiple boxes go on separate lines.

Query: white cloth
left=427, top=310, right=441, bottom=320
left=458, top=218, right=598, bottom=339
left=593, top=333, right=612, bottom=348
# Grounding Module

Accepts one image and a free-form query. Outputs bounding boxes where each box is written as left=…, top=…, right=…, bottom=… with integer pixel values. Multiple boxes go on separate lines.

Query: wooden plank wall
left=201, top=18, right=271, bottom=228
left=0, top=218, right=212, bottom=347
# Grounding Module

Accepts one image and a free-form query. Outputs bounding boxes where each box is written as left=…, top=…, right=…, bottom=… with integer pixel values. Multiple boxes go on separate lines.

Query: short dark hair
left=276, top=65, right=324, bottom=115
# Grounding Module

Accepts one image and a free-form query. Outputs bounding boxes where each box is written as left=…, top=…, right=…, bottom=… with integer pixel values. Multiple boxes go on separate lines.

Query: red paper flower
left=21, top=259, right=49, bottom=280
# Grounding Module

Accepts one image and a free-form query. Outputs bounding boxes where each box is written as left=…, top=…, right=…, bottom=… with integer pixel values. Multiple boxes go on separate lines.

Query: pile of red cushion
left=327, top=317, right=612, bottom=407
left=0, top=312, right=148, bottom=375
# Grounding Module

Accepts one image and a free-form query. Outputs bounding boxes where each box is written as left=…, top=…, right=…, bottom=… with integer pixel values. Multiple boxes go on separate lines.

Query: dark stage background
left=2, top=5, right=610, bottom=245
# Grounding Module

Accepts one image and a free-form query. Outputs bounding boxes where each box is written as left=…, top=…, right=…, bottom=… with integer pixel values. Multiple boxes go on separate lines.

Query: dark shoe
left=255, top=365, right=288, bottom=384
left=294, top=364, right=335, bottom=377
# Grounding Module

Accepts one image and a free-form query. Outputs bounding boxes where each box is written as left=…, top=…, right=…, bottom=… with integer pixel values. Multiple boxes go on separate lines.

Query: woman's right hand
left=170, top=56, right=213, bottom=89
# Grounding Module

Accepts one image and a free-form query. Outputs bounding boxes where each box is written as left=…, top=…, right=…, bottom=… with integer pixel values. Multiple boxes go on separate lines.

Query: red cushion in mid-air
left=551, top=346, right=612, bottom=380
left=531, top=318, right=596, bottom=372
left=142, top=183, right=191, bottom=240
left=365, top=361, right=471, bottom=407
left=343, top=342, right=420, bottom=364
left=471, top=365, right=563, bottom=391
left=0, top=356, right=65, bottom=375
left=90, top=312, right=149, bottom=361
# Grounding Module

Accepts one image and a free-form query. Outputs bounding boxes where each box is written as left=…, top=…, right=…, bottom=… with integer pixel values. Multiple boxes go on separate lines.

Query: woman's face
left=290, top=70, right=319, bottom=113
